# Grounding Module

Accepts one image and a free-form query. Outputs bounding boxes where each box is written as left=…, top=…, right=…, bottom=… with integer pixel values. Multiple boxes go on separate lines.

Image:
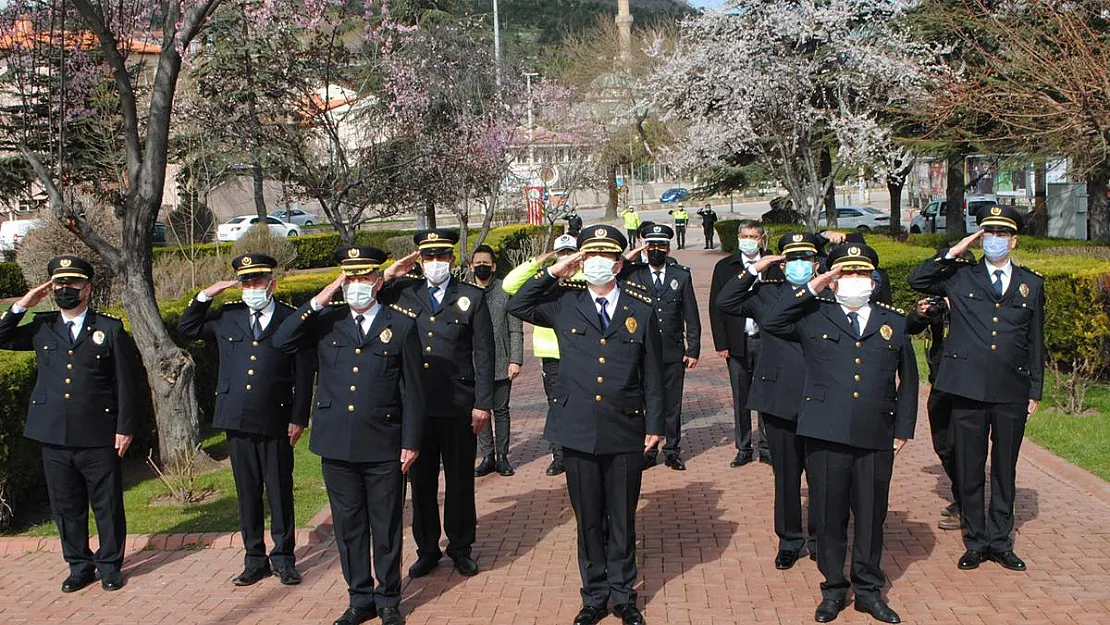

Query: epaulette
left=1016, top=264, right=1043, bottom=278
left=762, top=278, right=784, bottom=284
left=623, top=288, right=653, bottom=305
left=275, top=300, right=295, bottom=309
left=222, top=300, right=246, bottom=307
left=560, top=279, right=587, bottom=290
left=390, top=303, right=418, bottom=318
left=623, top=279, right=650, bottom=292
left=95, top=310, right=121, bottom=320
left=328, top=300, right=347, bottom=307
left=33, top=309, right=59, bottom=316
left=814, top=295, right=837, bottom=304
left=404, top=271, right=423, bottom=280
left=874, top=301, right=906, bottom=315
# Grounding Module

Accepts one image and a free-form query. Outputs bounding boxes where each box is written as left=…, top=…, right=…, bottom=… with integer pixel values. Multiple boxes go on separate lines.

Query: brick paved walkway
left=2, top=226, right=1109, bottom=624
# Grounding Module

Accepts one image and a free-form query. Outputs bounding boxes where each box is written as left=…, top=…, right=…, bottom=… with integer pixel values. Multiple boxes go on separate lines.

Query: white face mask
left=241, top=286, right=272, bottom=311
left=422, top=260, right=451, bottom=285
left=834, top=276, right=873, bottom=309
left=344, top=282, right=375, bottom=309
left=737, top=238, right=760, bottom=256
left=582, top=256, right=617, bottom=286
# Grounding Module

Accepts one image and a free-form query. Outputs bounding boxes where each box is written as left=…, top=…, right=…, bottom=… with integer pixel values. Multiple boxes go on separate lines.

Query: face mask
left=344, top=282, right=375, bottom=309
left=647, top=249, right=668, bottom=266
left=582, top=256, right=617, bottom=286
left=472, top=265, right=493, bottom=281
left=737, top=238, right=760, bottom=256
left=241, top=287, right=272, bottom=311
left=982, top=234, right=1011, bottom=262
left=834, top=276, right=873, bottom=309
left=784, top=259, right=814, bottom=285
left=423, top=260, right=451, bottom=285
left=53, top=286, right=82, bottom=311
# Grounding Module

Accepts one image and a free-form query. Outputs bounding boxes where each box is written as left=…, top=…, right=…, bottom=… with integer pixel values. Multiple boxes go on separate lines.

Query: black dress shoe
left=572, top=605, right=608, bottom=625
left=61, top=572, right=96, bottom=593
left=546, top=458, right=566, bottom=476
left=958, top=550, right=985, bottom=570
left=333, top=605, right=377, bottom=625
left=642, top=454, right=658, bottom=470
left=408, top=553, right=441, bottom=578
left=758, top=455, right=773, bottom=465
left=452, top=555, right=479, bottom=577
left=664, top=455, right=686, bottom=471
left=495, top=454, right=515, bottom=476
left=379, top=606, right=405, bottom=625
left=814, top=598, right=845, bottom=622
left=730, top=453, right=753, bottom=468
left=276, top=567, right=302, bottom=585
left=100, top=572, right=125, bottom=591
left=233, top=566, right=272, bottom=586
left=986, top=550, right=1027, bottom=571
left=774, top=549, right=800, bottom=570
left=474, top=455, right=496, bottom=477
left=855, top=599, right=900, bottom=623
left=613, top=603, right=646, bottom=625
left=941, top=502, right=961, bottom=517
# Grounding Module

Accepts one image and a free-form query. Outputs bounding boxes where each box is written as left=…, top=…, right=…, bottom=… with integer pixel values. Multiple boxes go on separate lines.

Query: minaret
left=616, top=0, right=633, bottom=63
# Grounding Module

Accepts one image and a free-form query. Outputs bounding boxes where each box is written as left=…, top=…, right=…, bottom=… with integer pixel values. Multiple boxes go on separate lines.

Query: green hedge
left=0, top=263, right=27, bottom=299
left=0, top=353, right=41, bottom=529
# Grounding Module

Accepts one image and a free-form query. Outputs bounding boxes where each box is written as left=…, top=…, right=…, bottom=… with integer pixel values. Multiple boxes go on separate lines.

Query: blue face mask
left=784, top=259, right=814, bottom=285
left=982, top=234, right=1011, bottom=262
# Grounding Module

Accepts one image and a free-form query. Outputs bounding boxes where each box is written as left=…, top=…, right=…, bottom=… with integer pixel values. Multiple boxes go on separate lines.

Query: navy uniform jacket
left=178, top=298, right=315, bottom=437
left=762, top=290, right=919, bottom=450
left=273, top=302, right=426, bottom=463
left=908, top=251, right=1045, bottom=402
left=0, top=307, right=141, bottom=447
left=626, top=263, right=701, bottom=363
left=378, top=277, right=495, bottom=417
left=709, top=249, right=771, bottom=357
left=506, top=272, right=665, bottom=454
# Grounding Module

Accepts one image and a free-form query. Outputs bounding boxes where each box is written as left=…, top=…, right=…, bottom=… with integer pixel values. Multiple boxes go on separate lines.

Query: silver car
left=817, top=206, right=891, bottom=230
left=269, top=208, right=319, bottom=227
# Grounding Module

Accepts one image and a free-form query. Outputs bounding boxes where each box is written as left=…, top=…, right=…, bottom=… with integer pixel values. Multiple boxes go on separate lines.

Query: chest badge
left=625, top=316, right=637, bottom=334
left=92, top=330, right=105, bottom=345
left=670, top=279, right=679, bottom=291
left=1019, top=283, right=1029, bottom=298
left=380, top=328, right=392, bottom=343
left=879, top=324, right=893, bottom=341
left=457, top=296, right=471, bottom=312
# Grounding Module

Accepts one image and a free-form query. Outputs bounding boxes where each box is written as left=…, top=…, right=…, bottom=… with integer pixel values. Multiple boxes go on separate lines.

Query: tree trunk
left=424, top=196, right=437, bottom=230
left=605, top=162, right=619, bottom=220
left=471, top=193, right=498, bottom=253
left=887, top=178, right=905, bottom=240
left=1033, top=161, right=1048, bottom=236
left=945, top=149, right=967, bottom=236
left=1086, top=168, right=1109, bottom=240
left=819, top=147, right=837, bottom=228
left=242, top=7, right=267, bottom=221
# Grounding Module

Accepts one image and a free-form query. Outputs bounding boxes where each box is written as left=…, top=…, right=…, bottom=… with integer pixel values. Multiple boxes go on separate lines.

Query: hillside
left=470, top=0, right=695, bottom=46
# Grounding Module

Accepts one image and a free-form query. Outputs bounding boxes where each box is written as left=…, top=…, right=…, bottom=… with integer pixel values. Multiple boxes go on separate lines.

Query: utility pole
left=524, top=72, right=539, bottom=168
left=616, top=0, right=633, bottom=64
left=492, top=0, right=502, bottom=90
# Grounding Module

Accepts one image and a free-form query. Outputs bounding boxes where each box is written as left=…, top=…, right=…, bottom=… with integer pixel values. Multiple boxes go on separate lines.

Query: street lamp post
left=493, top=0, right=502, bottom=89
left=524, top=71, right=539, bottom=168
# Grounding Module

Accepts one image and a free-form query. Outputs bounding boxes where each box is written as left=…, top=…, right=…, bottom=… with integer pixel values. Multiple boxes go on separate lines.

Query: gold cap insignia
left=595, top=227, right=607, bottom=237
left=625, top=316, right=637, bottom=334
left=880, top=324, right=893, bottom=341
left=458, top=296, right=471, bottom=312
left=348, top=248, right=360, bottom=258
left=793, top=234, right=803, bottom=242
left=92, top=330, right=105, bottom=345
left=241, top=256, right=253, bottom=266
left=1019, top=283, right=1029, bottom=297
left=654, top=226, right=662, bottom=233
left=59, top=258, right=72, bottom=268
left=848, top=246, right=861, bottom=256
left=380, top=328, right=392, bottom=343
left=991, top=206, right=1002, bottom=216
left=427, top=232, right=439, bottom=241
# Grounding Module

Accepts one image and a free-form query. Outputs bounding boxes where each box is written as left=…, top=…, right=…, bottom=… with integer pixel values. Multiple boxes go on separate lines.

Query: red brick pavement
left=2, top=227, right=1110, bottom=624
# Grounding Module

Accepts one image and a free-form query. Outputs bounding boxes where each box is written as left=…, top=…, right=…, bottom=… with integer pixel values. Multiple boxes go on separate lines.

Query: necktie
left=354, top=314, right=365, bottom=343
left=429, top=285, right=440, bottom=313
left=992, top=269, right=1004, bottom=298
left=596, top=297, right=611, bottom=330
left=653, top=271, right=664, bottom=293
left=848, top=311, right=861, bottom=338
left=65, top=321, right=75, bottom=346
left=252, top=311, right=263, bottom=340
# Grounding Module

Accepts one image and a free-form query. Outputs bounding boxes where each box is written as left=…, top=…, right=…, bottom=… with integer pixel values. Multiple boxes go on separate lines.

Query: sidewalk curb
left=0, top=504, right=333, bottom=554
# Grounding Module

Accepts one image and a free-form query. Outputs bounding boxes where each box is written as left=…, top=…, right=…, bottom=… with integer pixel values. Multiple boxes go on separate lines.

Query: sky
left=689, top=0, right=729, bottom=7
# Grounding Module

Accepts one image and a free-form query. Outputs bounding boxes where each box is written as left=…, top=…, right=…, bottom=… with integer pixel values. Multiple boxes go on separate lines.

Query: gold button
left=352, top=367, right=360, bottom=374
left=348, top=405, right=355, bottom=412
left=995, top=303, right=1001, bottom=309
left=252, top=341, right=259, bottom=347
left=64, top=378, right=71, bottom=385
left=425, top=346, right=432, bottom=352
left=246, top=384, right=252, bottom=391
left=597, top=376, right=604, bottom=384
left=355, top=348, right=362, bottom=354
left=598, top=357, right=606, bottom=364
left=429, top=316, right=436, bottom=323
left=595, top=395, right=603, bottom=402
left=855, top=358, right=862, bottom=364
left=992, top=317, right=999, bottom=323
left=67, top=350, right=74, bottom=356
left=427, top=332, right=434, bottom=337
left=66, top=364, right=72, bottom=370
left=247, top=369, right=254, bottom=376
left=992, top=331, right=998, bottom=337
left=852, top=391, right=859, bottom=398
left=822, top=334, right=828, bottom=339
left=571, top=328, right=577, bottom=334
left=854, top=374, right=861, bottom=382
left=105, top=408, right=110, bottom=413
left=855, top=342, right=862, bottom=348
left=350, top=385, right=357, bottom=392
left=991, top=345, right=997, bottom=351
left=383, top=351, right=388, bottom=356
left=250, top=355, right=257, bottom=361
left=600, top=339, right=607, bottom=345
left=424, top=363, right=430, bottom=369
left=64, top=393, right=70, bottom=399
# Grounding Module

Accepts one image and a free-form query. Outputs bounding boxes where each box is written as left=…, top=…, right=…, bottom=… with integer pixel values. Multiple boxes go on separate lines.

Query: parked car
left=269, top=208, right=319, bottom=227
left=152, top=221, right=167, bottom=245
left=0, top=219, right=43, bottom=261
left=909, top=195, right=995, bottom=233
left=659, top=187, right=690, bottom=203
left=217, top=215, right=300, bottom=242
left=817, top=206, right=891, bottom=230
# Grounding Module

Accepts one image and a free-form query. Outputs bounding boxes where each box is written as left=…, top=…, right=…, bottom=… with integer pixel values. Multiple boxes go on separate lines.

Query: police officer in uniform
left=715, top=232, right=821, bottom=570
left=908, top=205, right=1043, bottom=573
left=0, top=256, right=140, bottom=593
left=667, top=203, right=690, bottom=249
left=506, top=224, right=665, bottom=625
left=629, top=223, right=700, bottom=471
left=763, top=244, right=918, bottom=624
left=697, top=204, right=718, bottom=249
left=178, top=253, right=315, bottom=586
left=377, top=229, right=494, bottom=579
left=273, top=247, right=425, bottom=625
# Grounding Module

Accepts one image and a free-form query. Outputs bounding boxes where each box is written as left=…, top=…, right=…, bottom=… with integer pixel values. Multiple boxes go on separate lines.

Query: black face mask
left=473, top=265, right=493, bottom=280
left=53, top=286, right=83, bottom=311
left=647, top=250, right=669, bottom=266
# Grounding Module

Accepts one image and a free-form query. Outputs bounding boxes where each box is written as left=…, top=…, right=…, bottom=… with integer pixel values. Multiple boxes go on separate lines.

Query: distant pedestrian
left=697, top=204, right=718, bottom=249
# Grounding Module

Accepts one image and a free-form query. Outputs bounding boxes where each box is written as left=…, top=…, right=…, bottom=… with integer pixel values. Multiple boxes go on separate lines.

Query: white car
left=909, top=196, right=994, bottom=234
left=817, top=206, right=891, bottom=230
left=269, top=208, right=319, bottom=227
left=217, top=216, right=300, bottom=242
left=0, top=219, right=43, bottom=260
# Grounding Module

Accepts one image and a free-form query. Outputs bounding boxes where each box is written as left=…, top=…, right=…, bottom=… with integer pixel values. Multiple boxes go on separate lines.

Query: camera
left=924, top=295, right=948, bottom=319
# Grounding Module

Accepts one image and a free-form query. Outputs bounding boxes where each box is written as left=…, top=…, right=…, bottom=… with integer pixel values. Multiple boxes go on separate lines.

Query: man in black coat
left=763, top=243, right=918, bottom=625
left=908, top=205, right=1044, bottom=573
left=507, top=224, right=664, bottom=625
left=178, top=253, right=316, bottom=586
left=630, top=223, right=700, bottom=471
left=377, top=228, right=495, bottom=579
left=273, top=247, right=425, bottom=625
left=709, top=219, right=771, bottom=466
left=0, top=256, right=141, bottom=593
left=697, top=204, right=718, bottom=249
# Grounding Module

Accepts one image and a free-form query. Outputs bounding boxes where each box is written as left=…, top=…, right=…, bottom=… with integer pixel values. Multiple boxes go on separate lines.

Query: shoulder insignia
left=275, top=300, right=295, bottom=309
left=222, top=300, right=246, bottom=307
left=874, top=301, right=906, bottom=315
left=1016, top=264, right=1043, bottom=279
left=623, top=279, right=650, bottom=293
left=559, top=279, right=586, bottom=290
left=814, top=295, right=838, bottom=304
left=389, top=303, right=418, bottom=318
left=623, top=288, right=653, bottom=305
left=328, top=300, right=348, bottom=307
left=762, top=278, right=784, bottom=284
left=95, top=310, right=121, bottom=320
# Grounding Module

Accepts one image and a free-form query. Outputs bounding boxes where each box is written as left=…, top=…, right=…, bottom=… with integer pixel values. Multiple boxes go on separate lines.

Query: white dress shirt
left=649, top=266, right=667, bottom=289
left=839, top=303, right=872, bottom=336
left=350, top=302, right=381, bottom=336
left=590, top=284, right=620, bottom=321
left=197, top=291, right=275, bottom=330
left=59, top=308, right=89, bottom=341
left=427, top=277, right=451, bottom=305
left=742, top=254, right=761, bottom=334
left=985, top=260, right=1013, bottom=295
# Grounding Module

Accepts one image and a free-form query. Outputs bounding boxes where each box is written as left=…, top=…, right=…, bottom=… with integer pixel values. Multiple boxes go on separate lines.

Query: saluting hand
left=313, top=274, right=346, bottom=309
left=202, top=279, right=240, bottom=299
left=549, top=251, right=584, bottom=279
left=821, top=230, right=847, bottom=245
left=948, top=229, right=984, bottom=258
left=400, top=449, right=419, bottom=473
left=384, top=251, right=420, bottom=281
left=752, top=254, right=785, bottom=273
left=807, top=265, right=842, bottom=294
left=625, top=241, right=648, bottom=262
left=16, top=280, right=53, bottom=309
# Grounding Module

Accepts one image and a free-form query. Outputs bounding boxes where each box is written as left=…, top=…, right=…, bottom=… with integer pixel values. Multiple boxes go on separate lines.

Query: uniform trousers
left=703, top=225, right=715, bottom=248
left=805, top=438, right=893, bottom=603
left=950, top=396, right=1026, bottom=552
left=477, top=379, right=512, bottom=458
left=227, top=430, right=296, bottom=570
left=764, top=414, right=813, bottom=553
left=650, top=361, right=685, bottom=459
left=675, top=224, right=687, bottom=248
left=926, top=389, right=960, bottom=508
left=541, top=357, right=564, bottom=462
left=728, top=339, right=769, bottom=459
left=41, top=445, right=126, bottom=576
left=321, top=458, right=404, bottom=610
left=410, top=415, right=477, bottom=559
left=563, top=448, right=643, bottom=608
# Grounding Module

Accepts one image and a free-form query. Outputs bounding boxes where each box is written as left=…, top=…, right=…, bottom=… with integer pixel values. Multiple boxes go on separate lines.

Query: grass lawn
left=18, top=429, right=327, bottom=537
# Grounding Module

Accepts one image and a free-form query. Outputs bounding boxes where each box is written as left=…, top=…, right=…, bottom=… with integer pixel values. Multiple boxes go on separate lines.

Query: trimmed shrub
left=0, top=263, right=27, bottom=299
left=0, top=353, right=42, bottom=530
